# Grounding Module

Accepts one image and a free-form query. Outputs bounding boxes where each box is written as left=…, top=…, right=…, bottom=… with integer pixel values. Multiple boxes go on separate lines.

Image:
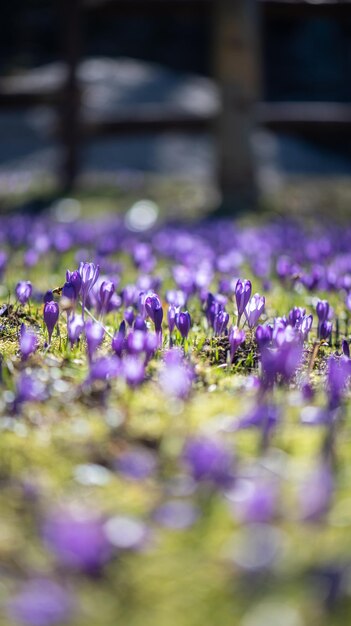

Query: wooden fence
left=0, top=0, right=350, bottom=207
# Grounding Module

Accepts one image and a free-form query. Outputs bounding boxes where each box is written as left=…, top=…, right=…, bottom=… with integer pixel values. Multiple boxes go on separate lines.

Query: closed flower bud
left=43, top=301, right=59, bottom=344
left=175, top=311, right=191, bottom=339
left=235, top=279, right=251, bottom=325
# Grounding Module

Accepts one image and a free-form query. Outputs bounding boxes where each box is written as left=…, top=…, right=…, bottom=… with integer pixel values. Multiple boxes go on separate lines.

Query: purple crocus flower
left=43, top=301, right=59, bottom=344
left=245, top=293, right=265, bottom=329
left=228, top=326, right=246, bottom=362
left=66, top=269, right=82, bottom=298
left=7, top=579, right=74, bottom=626
left=205, top=293, right=226, bottom=330
left=288, top=306, right=306, bottom=327
left=213, top=309, right=229, bottom=336
left=316, top=300, right=331, bottom=339
left=85, top=320, right=104, bottom=362
left=61, top=281, right=75, bottom=302
left=16, top=281, right=32, bottom=305
left=261, top=333, right=302, bottom=387
left=144, top=293, right=163, bottom=333
left=183, top=436, right=234, bottom=488
left=98, top=280, right=115, bottom=315
left=299, top=314, right=313, bottom=342
left=167, top=305, right=177, bottom=334
left=316, top=300, right=330, bottom=324
left=112, top=321, right=126, bottom=357
left=255, top=324, right=272, bottom=349
left=43, top=509, right=112, bottom=574
left=319, top=321, right=332, bottom=341
left=79, top=262, right=100, bottom=318
left=235, top=279, right=251, bottom=326
left=19, top=324, right=38, bottom=360
left=175, top=311, right=191, bottom=340
left=67, top=314, right=84, bottom=348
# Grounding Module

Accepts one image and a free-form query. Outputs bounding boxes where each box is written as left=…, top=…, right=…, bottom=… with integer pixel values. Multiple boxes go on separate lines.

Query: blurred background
left=0, top=0, right=351, bottom=215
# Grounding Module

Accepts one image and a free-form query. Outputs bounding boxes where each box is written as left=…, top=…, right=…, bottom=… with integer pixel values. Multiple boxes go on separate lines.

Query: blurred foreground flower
left=43, top=509, right=112, bottom=574
left=183, top=437, right=234, bottom=488
left=7, top=579, right=74, bottom=626
left=16, top=281, right=32, bottom=305
left=19, top=324, right=38, bottom=360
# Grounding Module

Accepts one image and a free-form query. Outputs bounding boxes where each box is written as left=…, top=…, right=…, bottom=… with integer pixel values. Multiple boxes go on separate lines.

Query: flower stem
left=79, top=301, right=114, bottom=339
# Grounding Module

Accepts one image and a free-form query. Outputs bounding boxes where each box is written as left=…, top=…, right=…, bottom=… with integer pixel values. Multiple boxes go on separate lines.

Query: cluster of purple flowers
left=2, top=212, right=351, bottom=624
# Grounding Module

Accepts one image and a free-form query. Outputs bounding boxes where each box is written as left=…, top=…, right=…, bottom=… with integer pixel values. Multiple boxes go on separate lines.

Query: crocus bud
left=15, top=281, right=32, bottom=305
left=316, top=300, right=330, bottom=324
left=228, top=326, right=245, bottom=362
left=145, top=294, right=163, bottom=333
left=44, top=301, right=59, bottom=344
left=175, top=311, right=191, bottom=340
left=85, top=320, right=104, bottom=362
left=98, top=280, right=115, bottom=314
left=235, top=279, right=251, bottom=325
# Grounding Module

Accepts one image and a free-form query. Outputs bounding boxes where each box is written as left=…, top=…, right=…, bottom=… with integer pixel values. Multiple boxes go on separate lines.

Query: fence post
left=213, top=0, right=261, bottom=213
left=59, top=0, right=82, bottom=193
